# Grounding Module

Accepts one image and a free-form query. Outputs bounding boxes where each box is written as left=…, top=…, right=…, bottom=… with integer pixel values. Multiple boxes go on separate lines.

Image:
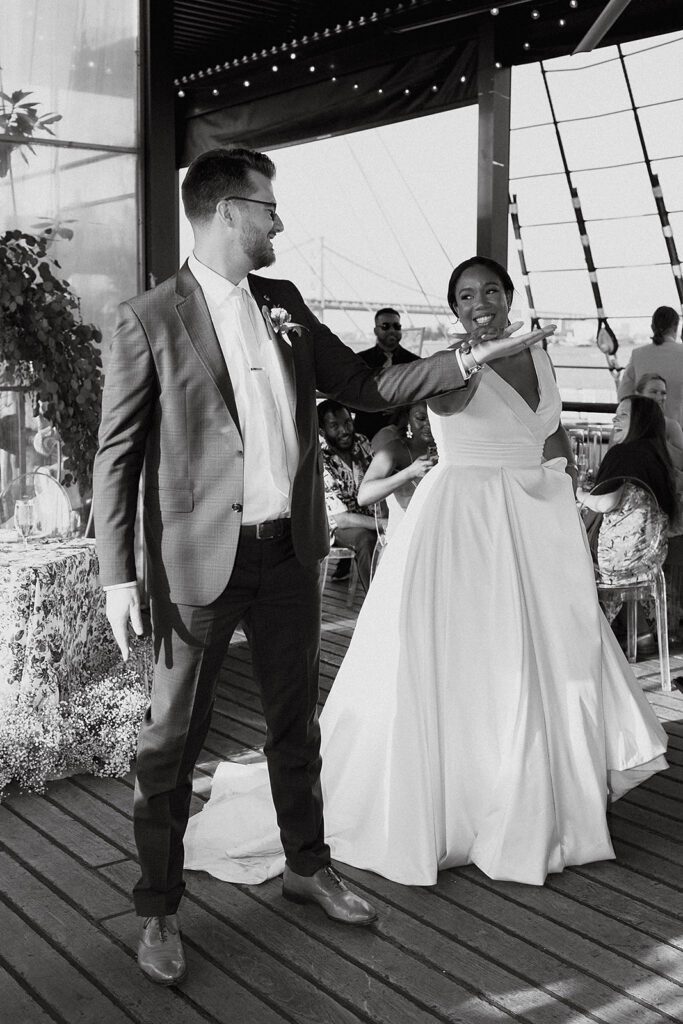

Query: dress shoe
left=282, top=865, right=377, bottom=925
left=137, top=914, right=187, bottom=985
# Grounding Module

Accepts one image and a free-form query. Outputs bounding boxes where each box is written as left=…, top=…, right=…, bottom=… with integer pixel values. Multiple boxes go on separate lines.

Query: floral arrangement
left=264, top=304, right=304, bottom=341
left=0, top=636, right=152, bottom=800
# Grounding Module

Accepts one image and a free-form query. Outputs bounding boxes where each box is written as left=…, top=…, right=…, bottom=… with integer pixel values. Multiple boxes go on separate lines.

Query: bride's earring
left=406, top=424, right=413, bottom=439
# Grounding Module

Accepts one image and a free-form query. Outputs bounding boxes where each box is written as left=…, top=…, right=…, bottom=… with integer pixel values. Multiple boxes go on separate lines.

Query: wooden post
left=476, top=19, right=511, bottom=266
left=141, top=0, right=179, bottom=291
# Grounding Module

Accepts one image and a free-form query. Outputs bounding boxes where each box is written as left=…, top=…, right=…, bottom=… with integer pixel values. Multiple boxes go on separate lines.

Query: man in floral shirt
left=318, top=398, right=381, bottom=592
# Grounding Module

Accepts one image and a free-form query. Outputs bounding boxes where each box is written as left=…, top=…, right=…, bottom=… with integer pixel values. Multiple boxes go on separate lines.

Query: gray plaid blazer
left=93, top=262, right=464, bottom=605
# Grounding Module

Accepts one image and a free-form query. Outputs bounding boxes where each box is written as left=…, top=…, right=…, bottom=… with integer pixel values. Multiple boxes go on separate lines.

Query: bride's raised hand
left=468, top=321, right=556, bottom=366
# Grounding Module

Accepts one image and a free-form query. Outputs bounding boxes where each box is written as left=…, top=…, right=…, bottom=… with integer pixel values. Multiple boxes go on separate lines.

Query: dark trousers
left=133, top=531, right=329, bottom=916
left=333, top=525, right=377, bottom=593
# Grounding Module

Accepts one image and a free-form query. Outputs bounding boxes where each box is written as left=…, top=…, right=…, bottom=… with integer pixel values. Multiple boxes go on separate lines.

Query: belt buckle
left=256, top=520, right=275, bottom=540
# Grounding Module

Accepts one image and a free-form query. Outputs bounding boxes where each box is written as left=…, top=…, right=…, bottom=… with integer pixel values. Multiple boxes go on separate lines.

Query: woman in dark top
left=580, top=394, right=677, bottom=520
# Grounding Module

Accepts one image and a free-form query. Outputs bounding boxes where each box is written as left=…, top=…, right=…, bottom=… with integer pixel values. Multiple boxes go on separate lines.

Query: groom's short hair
left=182, top=147, right=276, bottom=224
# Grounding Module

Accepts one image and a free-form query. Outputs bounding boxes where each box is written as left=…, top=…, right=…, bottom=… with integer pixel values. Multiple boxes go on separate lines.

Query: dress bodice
left=429, top=347, right=561, bottom=468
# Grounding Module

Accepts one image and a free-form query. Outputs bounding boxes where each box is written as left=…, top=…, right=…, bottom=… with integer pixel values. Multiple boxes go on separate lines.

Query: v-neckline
left=486, top=347, right=542, bottom=415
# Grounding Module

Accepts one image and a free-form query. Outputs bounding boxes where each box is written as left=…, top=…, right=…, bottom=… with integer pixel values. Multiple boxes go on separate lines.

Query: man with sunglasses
left=351, top=308, right=420, bottom=446
left=94, top=145, right=551, bottom=986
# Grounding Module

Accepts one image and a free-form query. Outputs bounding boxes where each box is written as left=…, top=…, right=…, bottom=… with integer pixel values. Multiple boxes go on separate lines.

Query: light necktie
left=382, top=350, right=394, bottom=369
left=236, top=288, right=296, bottom=490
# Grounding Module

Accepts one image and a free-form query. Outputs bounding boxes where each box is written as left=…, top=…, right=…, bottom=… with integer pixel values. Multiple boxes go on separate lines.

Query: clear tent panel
left=558, top=110, right=645, bottom=171
left=514, top=222, right=587, bottom=274
left=509, top=62, right=554, bottom=129
left=596, top=265, right=681, bottom=319
left=586, top=216, right=672, bottom=269
left=509, top=175, right=578, bottom=227
left=620, top=32, right=683, bottom=107
left=543, top=51, right=632, bottom=121
left=509, top=123, right=567, bottom=179
left=571, top=163, right=656, bottom=219
left=0, top=0, right=138, bottom=150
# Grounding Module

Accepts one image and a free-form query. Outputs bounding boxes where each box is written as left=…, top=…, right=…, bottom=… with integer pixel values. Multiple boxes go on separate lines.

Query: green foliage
left=0, top=230, right=103, bottom=488
left=0, top=88, right=62, bottom=178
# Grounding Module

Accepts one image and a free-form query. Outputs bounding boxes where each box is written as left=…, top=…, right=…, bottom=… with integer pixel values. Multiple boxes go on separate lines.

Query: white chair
left=589, top=478, right=671, bottom=692
left=320, top=545, right=360, bottom=607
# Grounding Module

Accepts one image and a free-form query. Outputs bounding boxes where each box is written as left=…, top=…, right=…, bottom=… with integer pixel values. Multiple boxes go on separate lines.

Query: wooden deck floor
left=2, top=580, right=683, bottom=1024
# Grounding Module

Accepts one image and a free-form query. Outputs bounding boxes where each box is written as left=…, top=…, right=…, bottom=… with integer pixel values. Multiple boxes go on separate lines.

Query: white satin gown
left=185, top=347, right=668, bottom=887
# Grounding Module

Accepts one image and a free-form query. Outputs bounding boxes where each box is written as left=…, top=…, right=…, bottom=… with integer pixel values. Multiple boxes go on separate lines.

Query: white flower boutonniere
left=262, top=304, right=305, bottom=345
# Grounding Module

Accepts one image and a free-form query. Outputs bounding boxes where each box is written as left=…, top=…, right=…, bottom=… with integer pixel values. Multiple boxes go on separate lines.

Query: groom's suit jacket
left=94, top=261, right=464, bottom=606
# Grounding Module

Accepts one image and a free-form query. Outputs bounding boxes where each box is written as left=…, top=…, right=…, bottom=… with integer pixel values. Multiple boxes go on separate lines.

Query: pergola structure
left=142, top=0, right=683, bottom=288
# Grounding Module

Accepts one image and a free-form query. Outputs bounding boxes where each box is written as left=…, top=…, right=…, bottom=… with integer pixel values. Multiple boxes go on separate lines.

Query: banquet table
left=0, top=537, right=121, bottom=710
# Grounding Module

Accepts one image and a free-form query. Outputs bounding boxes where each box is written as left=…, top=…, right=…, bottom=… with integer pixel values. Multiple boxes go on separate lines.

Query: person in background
left=580, top=394, right=677, bottom=521
left=634, top=372, right=683, bottom=471
left=357, top=400, right=437, bottom=541
left=618, top=307, right=683, bottom=425
left=318, top=399, right=382, bottom=592
left=351, top=308, right=420, bottom=446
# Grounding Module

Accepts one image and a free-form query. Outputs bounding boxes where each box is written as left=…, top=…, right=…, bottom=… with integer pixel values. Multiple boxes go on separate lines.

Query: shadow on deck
left=1, top=580, right=682, bottom=1023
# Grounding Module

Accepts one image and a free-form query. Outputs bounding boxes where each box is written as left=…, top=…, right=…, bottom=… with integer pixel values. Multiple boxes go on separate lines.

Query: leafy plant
left=0, top=87, right=62, bottom=178
left=0, top=229, right=103, bottom=488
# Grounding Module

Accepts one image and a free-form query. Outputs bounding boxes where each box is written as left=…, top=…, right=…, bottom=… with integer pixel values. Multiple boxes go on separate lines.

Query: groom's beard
left=240, top=224, right=276, bottom=270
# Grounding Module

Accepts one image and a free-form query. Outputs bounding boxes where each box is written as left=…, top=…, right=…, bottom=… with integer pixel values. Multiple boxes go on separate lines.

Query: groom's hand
left=452, top=321, right=557, bottom=365
left=106, top=584, right=144, bottom=661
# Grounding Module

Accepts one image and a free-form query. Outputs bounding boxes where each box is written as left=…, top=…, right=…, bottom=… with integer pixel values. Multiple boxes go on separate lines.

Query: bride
left=185, top=256, right=667, bottom=887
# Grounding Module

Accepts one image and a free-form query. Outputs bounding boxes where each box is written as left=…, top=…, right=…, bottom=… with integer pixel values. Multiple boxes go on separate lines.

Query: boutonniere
left=262, top=304, right=304, bottom=345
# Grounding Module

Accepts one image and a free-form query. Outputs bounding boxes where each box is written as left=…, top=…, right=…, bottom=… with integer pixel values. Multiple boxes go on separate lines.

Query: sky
left=178, top=27, right=683, bottom=402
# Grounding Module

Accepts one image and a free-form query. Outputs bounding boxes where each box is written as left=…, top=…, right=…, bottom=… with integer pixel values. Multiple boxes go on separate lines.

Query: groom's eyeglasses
left=223, top=196, right=278, bottom=221
left=377, top=322, right=401, bottom=331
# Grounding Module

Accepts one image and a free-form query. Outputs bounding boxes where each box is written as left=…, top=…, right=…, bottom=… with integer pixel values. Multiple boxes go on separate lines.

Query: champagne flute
left=14, top=498, right=35, bottom=551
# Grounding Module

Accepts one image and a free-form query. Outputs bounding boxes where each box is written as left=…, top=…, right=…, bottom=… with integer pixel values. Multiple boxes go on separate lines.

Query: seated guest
left=357, top=401, right=437, bottom=541
left=318, top=399, right=382, bottom=592
left=635, top=373, right=683, bottom=471
left=350, top=308, right=420, bottom=447
left=579, top=394, right=678, bottom=634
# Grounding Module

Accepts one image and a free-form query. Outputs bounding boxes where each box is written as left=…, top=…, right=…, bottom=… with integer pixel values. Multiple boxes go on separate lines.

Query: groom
left=93, top=146, right=501, bottom=985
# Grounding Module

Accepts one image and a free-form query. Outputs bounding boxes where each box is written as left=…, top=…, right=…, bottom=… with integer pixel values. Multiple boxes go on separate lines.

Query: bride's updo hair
left=651, top=306, right=679, bottom=346
left=447, top=256, right=515, bottom=316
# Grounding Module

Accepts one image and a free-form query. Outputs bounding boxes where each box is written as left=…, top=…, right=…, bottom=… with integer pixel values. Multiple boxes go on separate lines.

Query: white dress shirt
left=189, top=253, right=298, bottom=525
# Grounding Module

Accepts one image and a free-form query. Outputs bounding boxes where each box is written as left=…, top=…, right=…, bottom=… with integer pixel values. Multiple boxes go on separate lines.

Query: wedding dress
left=185, top=347, right=668, bottom=886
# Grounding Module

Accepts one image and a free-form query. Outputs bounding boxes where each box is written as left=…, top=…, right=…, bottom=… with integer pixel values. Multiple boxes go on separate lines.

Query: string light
left=212, top=88, right=219, bottom=95
left=173, top=1, right=586, bottom=97
left=378, top=88, right=383, bottom=93
left=177, top=89, right=185, bottom=97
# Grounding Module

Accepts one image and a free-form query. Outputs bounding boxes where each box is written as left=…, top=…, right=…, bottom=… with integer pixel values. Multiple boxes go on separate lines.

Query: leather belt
left=240, top=517, right=291, bottom=540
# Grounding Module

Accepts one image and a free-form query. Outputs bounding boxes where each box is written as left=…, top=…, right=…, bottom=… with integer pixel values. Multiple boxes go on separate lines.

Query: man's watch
left=454, top=342, right=483, bottom=381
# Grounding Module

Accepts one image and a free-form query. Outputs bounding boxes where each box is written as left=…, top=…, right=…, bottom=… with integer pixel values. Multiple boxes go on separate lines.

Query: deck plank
left=1, top=577, right=682, bottom=1022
